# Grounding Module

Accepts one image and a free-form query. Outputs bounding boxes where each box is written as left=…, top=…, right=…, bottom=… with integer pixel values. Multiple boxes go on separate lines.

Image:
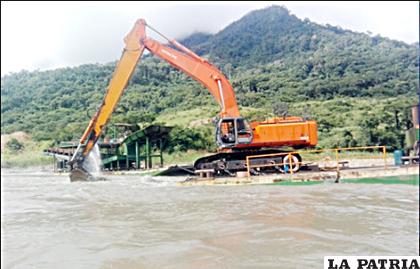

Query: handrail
left=246, top=146, right=388, bottom=177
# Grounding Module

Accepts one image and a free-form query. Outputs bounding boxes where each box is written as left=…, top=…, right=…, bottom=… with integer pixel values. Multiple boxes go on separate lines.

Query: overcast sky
left=1, top=1, right=419, bottom=76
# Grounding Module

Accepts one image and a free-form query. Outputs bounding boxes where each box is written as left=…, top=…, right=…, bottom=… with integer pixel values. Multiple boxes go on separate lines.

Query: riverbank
left=1, top=132, right=53, bottom=168
left=0, top=140, right=207, bottom=169
left=0, top=131, right=208, bottom=168
left=0, top=132, right=412, bottom=175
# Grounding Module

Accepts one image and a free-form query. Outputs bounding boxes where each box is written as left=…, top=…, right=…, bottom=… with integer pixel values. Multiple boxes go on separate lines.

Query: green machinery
left=394, top=104, right=419, bottom=165
left=46, top=124, right=172, bottom=171
left=100, top=124, right=172, bottom=170
left=404, top=105, right=419, bottom=157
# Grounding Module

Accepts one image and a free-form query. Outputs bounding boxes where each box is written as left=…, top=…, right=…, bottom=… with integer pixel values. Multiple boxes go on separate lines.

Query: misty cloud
left=1, top=1, right=419, bottom=76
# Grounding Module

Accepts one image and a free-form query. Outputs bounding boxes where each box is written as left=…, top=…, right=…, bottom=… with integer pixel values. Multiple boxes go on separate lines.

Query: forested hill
left=1, top=5, right=418, bottom=151
left=179, top=6, right=418, bottom=100
left=181, top=6, right=417, bottom=68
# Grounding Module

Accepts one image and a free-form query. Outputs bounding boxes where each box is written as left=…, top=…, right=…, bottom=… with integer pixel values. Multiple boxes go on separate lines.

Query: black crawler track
left=194, top=149, right=301, bottom=176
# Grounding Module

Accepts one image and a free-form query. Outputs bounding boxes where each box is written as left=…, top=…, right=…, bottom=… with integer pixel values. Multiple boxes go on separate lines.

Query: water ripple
left=1, top=169, right=418, bottom=269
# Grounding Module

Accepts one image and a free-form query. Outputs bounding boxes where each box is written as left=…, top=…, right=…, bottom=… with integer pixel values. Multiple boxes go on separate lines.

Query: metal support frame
left=159, top=139, right=163, bottom=167
left=145, top=136, right=152, bottom=169
left=135, top=141, right=139, bottom=169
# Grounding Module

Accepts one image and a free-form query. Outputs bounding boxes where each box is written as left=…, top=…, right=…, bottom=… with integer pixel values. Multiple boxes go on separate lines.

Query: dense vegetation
left=1, top=6, right=418, bottom=152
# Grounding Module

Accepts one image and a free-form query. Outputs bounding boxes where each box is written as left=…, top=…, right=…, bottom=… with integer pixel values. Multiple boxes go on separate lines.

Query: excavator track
left=194, top=149, right=302, bottom=176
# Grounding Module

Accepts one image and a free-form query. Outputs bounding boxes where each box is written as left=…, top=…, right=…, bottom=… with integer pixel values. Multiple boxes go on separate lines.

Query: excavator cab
left=216, top=117, right=253, bottom=148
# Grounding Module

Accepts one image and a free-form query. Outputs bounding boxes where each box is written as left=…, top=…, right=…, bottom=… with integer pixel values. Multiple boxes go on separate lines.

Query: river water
left=1, top=168, right=418, bottom=269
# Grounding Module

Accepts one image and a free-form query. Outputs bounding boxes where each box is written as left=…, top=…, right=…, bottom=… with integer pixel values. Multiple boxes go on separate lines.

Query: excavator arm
left=69, top=20, right=146, bottom=173
left=69, top=19, right=240, bottom=180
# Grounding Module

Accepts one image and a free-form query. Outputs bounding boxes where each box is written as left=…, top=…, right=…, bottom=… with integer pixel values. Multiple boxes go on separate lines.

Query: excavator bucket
left=69, top=158, right=107, bottom=182
left=69, top=167, right=107, bottom=182
left=69, top=167, right=96, bottom=182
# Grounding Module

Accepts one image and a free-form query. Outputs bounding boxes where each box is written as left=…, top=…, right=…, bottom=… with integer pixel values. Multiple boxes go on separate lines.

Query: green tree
left=6, top=138, right=24, bottom=152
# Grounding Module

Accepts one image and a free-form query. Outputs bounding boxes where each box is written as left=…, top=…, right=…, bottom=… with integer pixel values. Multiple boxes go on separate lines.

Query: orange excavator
left=69, top=19, right=317, bottom=181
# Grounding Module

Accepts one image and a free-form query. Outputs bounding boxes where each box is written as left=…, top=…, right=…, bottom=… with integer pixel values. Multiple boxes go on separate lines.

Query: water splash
left=82, top=144, right=102, bottom=178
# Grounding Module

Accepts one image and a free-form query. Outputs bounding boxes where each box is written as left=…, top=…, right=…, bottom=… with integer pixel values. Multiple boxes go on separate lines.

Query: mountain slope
left=179, top=6, right=418, bottom=101
left=1, top=5, right=418, bottom=151
left=182, top=6, right=415, bottom=66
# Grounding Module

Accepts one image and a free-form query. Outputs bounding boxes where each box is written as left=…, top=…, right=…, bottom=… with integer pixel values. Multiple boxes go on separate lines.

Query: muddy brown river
left=1, top=168, right=418, bottom=268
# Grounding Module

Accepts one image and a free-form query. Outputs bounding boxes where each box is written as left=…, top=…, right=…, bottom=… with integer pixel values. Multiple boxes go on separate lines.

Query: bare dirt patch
left=1, top=132, right=30, bottom=152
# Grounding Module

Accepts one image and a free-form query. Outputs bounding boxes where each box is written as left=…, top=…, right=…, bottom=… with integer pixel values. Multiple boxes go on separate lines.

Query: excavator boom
left=142, top=37, right=240, bottom=118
